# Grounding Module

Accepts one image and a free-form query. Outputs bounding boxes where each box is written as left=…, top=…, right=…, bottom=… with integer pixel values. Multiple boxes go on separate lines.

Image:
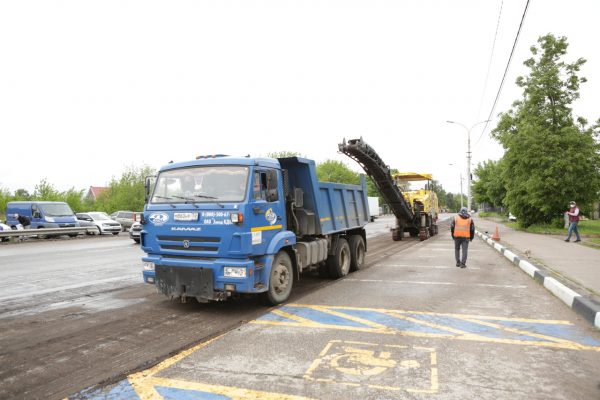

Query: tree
left=316, top=160, right=360, bottom=184
left=33, top=179, right=61, bottom=201
left=472, top=159, right=506, bottom=208
left=13, top=189, right=31, bottom=200
left=492, top=34, right=600, bottom=227
left=267, top=151, right=302, bottom=158
left=95, top=166, right=155, bottom=213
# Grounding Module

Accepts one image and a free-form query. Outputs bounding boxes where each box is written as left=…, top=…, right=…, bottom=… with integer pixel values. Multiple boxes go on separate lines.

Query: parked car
left=76, top=212, right=122, bottom=235
left=129, top=221, right=142, bottom=243
left=0, top=222, right=12, bottom=242
left=110, top=211, right=140, bottom=231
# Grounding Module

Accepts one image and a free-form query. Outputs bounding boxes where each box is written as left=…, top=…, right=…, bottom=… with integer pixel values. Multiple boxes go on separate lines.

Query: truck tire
left=327, top=238, right=351, bottom=278
left=349, top=235, right=365, bottom=272
left=266, top=251, right=294, bottom=305
left=392, top=229, right=403, bottom=241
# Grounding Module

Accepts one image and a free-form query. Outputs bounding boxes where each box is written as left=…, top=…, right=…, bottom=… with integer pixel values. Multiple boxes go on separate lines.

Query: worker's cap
left=459, top=207, right=469, bottom=216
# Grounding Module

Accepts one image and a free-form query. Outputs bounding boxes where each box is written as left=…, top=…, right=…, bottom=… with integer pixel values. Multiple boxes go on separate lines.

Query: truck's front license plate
left=174, top=212, right=199, bottom=221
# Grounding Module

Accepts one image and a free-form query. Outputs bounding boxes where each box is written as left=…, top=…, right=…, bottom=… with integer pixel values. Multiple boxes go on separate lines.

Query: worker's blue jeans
left=454, top=237, right=469, bottom=264
left=566, top=221, right=581, bottom=241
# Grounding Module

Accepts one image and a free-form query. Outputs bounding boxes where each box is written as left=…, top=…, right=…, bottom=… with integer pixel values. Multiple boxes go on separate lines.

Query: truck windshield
left=151, top=166, right=249, bottom=204
left=40, top=203, right=75, bottom=217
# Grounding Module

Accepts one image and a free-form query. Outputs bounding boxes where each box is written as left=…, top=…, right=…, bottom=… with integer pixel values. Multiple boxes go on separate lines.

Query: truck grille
left=157, top=235, right=221, bottom=253
left=157, top=236, right=220, bottom=242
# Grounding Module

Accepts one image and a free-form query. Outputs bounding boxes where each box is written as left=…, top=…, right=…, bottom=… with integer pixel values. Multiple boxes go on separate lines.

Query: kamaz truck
left=141, top=155, right=370, bottom=305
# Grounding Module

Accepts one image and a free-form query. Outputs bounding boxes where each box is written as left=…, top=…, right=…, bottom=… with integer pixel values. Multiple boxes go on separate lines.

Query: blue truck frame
left=141, top=156, right=370, bottom=305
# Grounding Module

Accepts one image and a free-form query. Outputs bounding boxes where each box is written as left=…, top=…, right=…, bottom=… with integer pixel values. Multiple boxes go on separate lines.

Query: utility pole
left=446, top=120, right=490, bottom=211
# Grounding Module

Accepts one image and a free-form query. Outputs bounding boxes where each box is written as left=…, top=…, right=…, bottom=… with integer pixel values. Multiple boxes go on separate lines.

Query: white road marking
left=344, top=279, right=527, bottom=289
left=376, top=264, right=481, bottom=270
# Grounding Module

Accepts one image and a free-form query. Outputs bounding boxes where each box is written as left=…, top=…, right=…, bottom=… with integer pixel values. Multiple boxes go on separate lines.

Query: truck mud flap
left=155, top=265, right=215, bottom=300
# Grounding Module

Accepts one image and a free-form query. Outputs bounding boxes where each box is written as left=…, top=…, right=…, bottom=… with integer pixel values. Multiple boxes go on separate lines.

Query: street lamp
left=448, top=163, right=464, bottom=209
left=446, top=120, right=490, bottom=212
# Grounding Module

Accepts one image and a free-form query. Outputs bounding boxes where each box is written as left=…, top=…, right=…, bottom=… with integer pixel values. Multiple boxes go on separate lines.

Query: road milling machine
left=339, top=138, right=439, bottom=241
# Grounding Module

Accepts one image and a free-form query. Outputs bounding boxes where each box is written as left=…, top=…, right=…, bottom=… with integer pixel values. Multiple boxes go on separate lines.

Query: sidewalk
left=474, top=218, right=600, bottom=300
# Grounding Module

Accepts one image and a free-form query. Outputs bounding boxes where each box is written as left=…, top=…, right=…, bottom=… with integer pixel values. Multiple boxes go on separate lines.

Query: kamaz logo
left=171, top=227, right=202, bottom=232
left=149, top=212, right=169, bottom=225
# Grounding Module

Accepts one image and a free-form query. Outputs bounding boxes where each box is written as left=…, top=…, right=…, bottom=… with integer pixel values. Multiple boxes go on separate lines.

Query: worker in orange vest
left=450, top=207, right=475, bottom=268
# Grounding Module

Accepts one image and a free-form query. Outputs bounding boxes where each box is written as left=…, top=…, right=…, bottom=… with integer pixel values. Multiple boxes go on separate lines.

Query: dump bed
left=278, top=157, right=370, bottom=236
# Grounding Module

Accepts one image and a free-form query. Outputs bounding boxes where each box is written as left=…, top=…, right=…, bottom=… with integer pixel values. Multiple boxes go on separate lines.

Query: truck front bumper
left=142, top=254, right=271, bottom=300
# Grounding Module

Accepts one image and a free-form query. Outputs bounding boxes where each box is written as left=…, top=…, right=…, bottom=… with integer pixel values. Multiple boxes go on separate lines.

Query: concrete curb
left=476, top=230, right=600, bottom=330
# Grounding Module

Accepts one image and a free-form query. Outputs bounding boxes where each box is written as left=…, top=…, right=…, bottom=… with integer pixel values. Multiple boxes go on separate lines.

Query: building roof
left=88, top=186, right=108, bottom=200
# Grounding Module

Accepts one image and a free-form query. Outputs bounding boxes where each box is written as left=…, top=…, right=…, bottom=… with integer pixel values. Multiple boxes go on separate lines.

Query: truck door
left=250, top=169, right=285, bottom=255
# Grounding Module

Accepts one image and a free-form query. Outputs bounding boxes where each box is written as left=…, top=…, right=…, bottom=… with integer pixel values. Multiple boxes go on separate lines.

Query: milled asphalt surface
left=85, top=216, right=600, bottom=400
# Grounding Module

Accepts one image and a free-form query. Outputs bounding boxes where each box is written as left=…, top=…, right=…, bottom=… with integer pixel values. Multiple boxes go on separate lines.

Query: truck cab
left=142, top=155, right=369, bottom=305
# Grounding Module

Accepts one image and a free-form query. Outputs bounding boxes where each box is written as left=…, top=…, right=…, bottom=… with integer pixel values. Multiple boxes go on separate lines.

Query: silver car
left=110, top=211, right=140, bottom=231
left=129, top=221, right=142, bottom=243
left=76, top=212, right=122, bottom=235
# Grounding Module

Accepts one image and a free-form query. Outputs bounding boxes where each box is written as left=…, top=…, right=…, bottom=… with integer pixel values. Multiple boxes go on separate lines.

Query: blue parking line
left=404, top=313, right=550, bottom=342
left=493, top=320, right=600, bottom=346
left=330, top=308, right=454, bottom=335
left=81, top=380, right=140, bottom=400
left=156, top=386, right=232, bottom=400
left=279, top=306, right=373, bottom=328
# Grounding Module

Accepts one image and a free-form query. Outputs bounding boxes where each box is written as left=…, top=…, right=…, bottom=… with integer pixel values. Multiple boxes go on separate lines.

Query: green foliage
left=33, top=179, right=61, bottom=201
left=95, top=165, right=155, bottom=214
left=472, top=159, right=507, bottom=208
left=267, top=151, right=303, bottom=158
left=316, top=160, right=360, bottom=184
left=492, top=34, right=600, bottom=227
left=0, top=187, right=11, bottom=220
left=13, top=189, right=31, bottom=200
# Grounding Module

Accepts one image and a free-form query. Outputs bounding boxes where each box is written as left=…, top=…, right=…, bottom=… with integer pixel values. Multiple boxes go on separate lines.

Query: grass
left=500, top=219, right=600, bottom=236
left=478, top=211, right=509, bottom=222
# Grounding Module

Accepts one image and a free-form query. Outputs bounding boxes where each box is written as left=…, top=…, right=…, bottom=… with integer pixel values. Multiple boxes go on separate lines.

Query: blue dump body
left=278, top=157, right=370, bottom=235
left=141, top=156, right=369, bottom=304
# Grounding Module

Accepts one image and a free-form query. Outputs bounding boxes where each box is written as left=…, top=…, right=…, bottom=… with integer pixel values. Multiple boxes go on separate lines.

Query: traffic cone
left=492, top=226, right=500, bottom=241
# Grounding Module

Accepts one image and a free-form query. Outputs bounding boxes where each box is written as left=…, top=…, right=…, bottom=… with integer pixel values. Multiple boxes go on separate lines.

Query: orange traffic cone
left=492, top=226, right=500, bottom=241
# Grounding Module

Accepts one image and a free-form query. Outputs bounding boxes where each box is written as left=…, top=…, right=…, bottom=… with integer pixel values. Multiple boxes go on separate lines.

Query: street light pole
left=449, top=163, right=464, bottom=209
left=446, top=120, right=490, bottom=212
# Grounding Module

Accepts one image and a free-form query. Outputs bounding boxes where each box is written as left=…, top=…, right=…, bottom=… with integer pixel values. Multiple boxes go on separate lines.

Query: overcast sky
left=1, top=0, right=598, bottom=195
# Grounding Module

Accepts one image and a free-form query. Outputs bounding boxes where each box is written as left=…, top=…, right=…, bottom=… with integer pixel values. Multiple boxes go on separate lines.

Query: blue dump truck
left=141, top=155, right=370, bottom=305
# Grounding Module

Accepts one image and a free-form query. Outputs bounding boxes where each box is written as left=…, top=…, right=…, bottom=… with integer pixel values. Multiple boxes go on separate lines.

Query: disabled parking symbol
left=304, top=340, right=437, bottom=394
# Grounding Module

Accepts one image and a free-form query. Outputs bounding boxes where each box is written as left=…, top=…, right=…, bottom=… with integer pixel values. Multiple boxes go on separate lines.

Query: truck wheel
left=266, top=251, right=293, bottom=305
left=349, top=235, right=365, bottom=272
left=392, top=229, right=403, bottom=241
left=327, top=238, right=351, bottom=278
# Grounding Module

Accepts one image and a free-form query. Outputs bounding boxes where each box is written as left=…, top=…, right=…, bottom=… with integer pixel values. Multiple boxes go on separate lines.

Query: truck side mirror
left=145, top=175, right=156, bottom=203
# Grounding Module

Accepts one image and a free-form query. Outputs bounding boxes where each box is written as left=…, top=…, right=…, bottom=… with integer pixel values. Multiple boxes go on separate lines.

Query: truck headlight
left=224, top=267, right=246, bottom=278
left=46, top=217, right=55, bottom=223
left=230, top=212, right=244, bottom=224
left=143, top=262, right=155, bottom=271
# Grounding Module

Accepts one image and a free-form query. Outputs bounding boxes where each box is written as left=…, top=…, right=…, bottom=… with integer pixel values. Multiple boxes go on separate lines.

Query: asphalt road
left=2, top=216, right=599, bottom=399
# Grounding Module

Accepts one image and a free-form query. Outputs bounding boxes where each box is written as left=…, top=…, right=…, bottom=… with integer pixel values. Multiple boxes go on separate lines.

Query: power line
left=475, top=0, right=532, bottom=146
left=476, top=0, right=504, bottom=121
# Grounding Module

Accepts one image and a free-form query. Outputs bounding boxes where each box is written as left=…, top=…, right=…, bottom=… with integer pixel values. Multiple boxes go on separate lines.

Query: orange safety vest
left=454, top=216, right=472, bottom=238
